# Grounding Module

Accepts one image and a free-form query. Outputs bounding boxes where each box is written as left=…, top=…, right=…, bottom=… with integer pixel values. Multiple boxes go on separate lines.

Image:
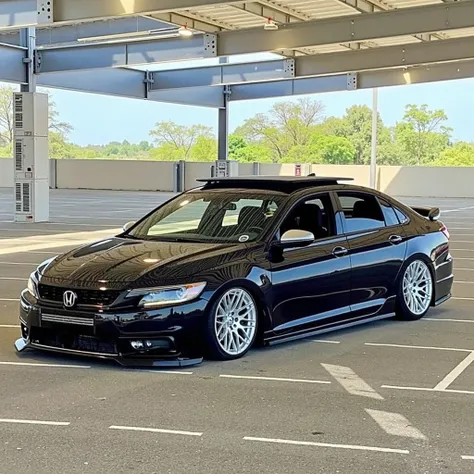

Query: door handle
left=332, top=246, right=348, bottom=257
left=389, top=235, right=403, bottom=245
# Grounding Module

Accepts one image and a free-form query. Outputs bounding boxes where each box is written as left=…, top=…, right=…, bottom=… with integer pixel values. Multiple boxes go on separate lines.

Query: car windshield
left=124, top=189, right=287, bottom=244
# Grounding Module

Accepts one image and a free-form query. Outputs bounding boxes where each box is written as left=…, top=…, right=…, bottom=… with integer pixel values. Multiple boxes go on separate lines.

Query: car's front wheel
left=397, top=258, right=434, bottom=321
left=205, top=287, right=258, bottom=360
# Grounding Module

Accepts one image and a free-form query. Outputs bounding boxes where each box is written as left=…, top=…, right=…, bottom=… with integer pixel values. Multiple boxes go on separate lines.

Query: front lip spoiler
left=14, top=337, right=203, bottom=368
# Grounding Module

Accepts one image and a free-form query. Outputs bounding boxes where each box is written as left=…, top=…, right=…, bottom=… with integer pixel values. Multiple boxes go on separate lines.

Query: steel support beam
left=151, top=58, right=294, bottom=89
left=37, top=68, right=147, bottom=98
left=148, top=35, right=474, bottom=90
left=217, top=1, right=474, bottom=55
left=37, top=34, right=217, bottom=73
left=20, top=26, right=36, bottom=91
left=218, top=56, right=230, bottom=160
left=0, top=0, right=241, bottom=28
left=0, top=41, right=26, bottom=82
left=228, top=60, right=474, bottom=101
left=149, top=86, right=224, bottom=108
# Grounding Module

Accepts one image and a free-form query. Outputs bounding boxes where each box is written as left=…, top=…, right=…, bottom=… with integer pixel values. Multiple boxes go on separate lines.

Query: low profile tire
left=204, top=287, right=259, bottom=360
left=396, top=258, right=434, bottom=321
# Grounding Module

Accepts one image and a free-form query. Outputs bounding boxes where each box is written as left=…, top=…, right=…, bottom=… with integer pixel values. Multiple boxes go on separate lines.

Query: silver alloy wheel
left=402, top=260, right=433, bottom=316
left=214, top=288, right=257, bottom=356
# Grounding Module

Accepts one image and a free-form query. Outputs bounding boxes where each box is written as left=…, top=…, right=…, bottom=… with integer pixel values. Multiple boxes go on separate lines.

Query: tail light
left=440, top=224, right=450, bottom=240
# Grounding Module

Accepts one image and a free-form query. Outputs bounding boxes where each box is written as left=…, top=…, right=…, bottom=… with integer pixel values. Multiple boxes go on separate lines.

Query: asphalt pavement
left=1, top=188, right=474, bottom=474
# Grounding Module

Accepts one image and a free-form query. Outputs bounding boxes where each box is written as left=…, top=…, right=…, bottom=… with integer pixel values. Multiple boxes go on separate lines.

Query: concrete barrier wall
left=2, top=157, right=474, bottom=198
left=0, top=158, right=13, bottom=187
left=56, top=159, right=176, bottom=192
left=185, top=162, right=213, bottom=190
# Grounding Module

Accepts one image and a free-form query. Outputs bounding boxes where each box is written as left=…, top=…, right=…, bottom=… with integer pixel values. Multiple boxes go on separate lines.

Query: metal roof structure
left=2, top=0, right=474, bottom=107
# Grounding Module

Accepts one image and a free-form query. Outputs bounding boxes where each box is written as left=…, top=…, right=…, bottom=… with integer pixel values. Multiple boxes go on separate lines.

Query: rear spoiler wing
left=410, top=205, right=441, bottom=221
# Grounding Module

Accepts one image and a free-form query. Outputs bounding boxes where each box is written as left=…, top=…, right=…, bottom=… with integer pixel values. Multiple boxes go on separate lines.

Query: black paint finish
left=15, top=179, right=454, bottom=366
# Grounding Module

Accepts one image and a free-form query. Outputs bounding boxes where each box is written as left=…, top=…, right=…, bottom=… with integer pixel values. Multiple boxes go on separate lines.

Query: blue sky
left=4, top=71, right=474, bottom=146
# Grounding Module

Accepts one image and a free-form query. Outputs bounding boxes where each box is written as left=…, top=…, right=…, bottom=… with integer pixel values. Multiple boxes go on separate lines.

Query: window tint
left=379, top=199, right=399, bottom=227
left=280, top=194, right=334, bottom=240
left=394, top=207, right=409, bottom=224
left=338, top=193, right=385, bottom=233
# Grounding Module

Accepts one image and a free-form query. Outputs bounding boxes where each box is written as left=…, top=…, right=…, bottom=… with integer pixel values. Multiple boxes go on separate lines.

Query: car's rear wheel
left=397, top=258, right=433, bottom=321
left=205, top=287, right=258, bottom=360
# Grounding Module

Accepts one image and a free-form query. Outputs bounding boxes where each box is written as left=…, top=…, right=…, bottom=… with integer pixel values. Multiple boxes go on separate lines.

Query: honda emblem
left=63, top=290, right=77, bottom=308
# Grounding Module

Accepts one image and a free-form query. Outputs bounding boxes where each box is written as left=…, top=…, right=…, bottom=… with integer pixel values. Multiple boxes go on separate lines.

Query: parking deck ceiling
left=2, top=0, right=474, bottom=104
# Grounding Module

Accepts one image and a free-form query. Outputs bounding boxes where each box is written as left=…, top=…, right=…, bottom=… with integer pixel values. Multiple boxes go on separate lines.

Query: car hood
left=39, top=237, right=245, bottom=288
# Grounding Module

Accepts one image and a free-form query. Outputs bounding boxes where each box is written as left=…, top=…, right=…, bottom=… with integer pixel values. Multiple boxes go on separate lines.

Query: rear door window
left=337, top=192, right=386, bottom=233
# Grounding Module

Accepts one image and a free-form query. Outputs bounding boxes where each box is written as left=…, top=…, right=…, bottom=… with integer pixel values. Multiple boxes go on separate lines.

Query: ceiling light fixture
left=178, top=25, right=194, bottom=37
left=264, top=18, right=278, bottom=31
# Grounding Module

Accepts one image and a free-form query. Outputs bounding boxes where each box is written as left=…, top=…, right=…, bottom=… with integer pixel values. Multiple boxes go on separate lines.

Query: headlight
left=27, top=272, right=39, bottom=298
left=127, top=282, right=207, bottom=308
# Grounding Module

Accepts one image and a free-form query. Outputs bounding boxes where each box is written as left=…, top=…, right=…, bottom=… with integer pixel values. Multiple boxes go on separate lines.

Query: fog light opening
left=130, top=340, right=145, bottom=350
left=130, top=339, right=171, bottom=351
left=21, top=324, right=29, bottom=339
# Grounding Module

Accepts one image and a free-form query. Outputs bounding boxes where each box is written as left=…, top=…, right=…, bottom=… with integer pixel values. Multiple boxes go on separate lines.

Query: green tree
left=190, top=136, right=217, bottom=161
left=149, top=121, right=214, bottom=160
left=320, top=105, right=386, bottom=165
left=235, top=98, right=325, bottom=162
left=434, top=142, right=474, bottom=166
left=395, top=104, right=451, bottom=165
left=281, top=135, right=355, bottom=165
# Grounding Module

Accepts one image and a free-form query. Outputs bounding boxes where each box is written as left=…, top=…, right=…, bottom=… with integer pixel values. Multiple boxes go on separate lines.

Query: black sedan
left=15, top=176, right=453, bottom=367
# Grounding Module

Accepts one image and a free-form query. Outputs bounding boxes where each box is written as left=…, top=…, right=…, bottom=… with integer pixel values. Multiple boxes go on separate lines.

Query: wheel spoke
left=214, top=288, right=257, bottom=356
left=403, top=260, right=432, bottom=316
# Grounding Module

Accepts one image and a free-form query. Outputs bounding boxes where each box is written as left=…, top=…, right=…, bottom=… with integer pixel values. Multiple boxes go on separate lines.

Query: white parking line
left=243, top=436, right=409, bottom=455
left=462, top=455, right=474, bottom=460
left=109, top=425, right=203, bottom=436
left=443, top=205, right=474, bottom=213
left=0, top=361, right=90, bottom=369
left=434, top=352, right=474, bottom=391
left=365, top=343, right=472, bottom=352
left=365, top=409, right=427, bottom=440
left=455, top=281, right=474, bottom=284
left=136, top=370, right=194, bottom=375
left=0, top=298, right=20, bottom=302
left=382, top=385, right=474, bottom=396
left=0, top=418, right=70, bottom=426
left=0, top=325, right=20, bottom=328
left=219, top=374, right=331, bottom=384
left=425, top=318, right=474, bottom=323
left=0, top=262, right=37, bottom=266
left=0, top=277, right=26, bottom=281
left=451, top=297, right=474, bottom=302
left=313, top=339, right=341, bottom=344
left=321, top=364, right=384, bottom=400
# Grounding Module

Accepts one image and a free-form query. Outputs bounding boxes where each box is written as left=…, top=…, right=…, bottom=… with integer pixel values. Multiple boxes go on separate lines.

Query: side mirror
left=275, top=229, right=314, bottom=249
left=122, top=221, right=136, bottom=232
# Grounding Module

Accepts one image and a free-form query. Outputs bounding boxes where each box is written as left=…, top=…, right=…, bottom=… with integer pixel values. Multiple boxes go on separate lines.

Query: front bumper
left=15, top=290, right=207, bottom=367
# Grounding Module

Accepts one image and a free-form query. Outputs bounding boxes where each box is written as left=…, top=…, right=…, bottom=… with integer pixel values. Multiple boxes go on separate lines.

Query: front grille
left=38, top=284, right=121, bottom=307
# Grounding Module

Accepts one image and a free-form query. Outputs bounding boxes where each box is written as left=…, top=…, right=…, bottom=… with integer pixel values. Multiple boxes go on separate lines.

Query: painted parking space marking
left=0, top=418, right=70, bottom=426
left=433, top=352, right=474, bottom=391
left=381, top=385, right=474, bottom=395
left=219, top=374, right=331, bottom=384
left=425, top=318, right=474, bottom=323
left=462, top=455, right=474, bottom=460
left=321, top=364, right=384, bottom=400
left=0, top=361, right=90, bottom=369
left=0, top=325, right=20, bottom=328
left=365, top=409, right=427, bottom=440
left=0, top=262, right=37, bottom=266
left=0, top=298, right=20, bottom=302
left=243, top=436, right=409, bottom=454
left=313, top=339, right=341, bottom=344
left=365, top=343, right=472, bottom=352
left=136, top=370, right=194, bottom=375
left=109, top=425, right=203, bottom=437
left=366, top=342, right=474, bottom=395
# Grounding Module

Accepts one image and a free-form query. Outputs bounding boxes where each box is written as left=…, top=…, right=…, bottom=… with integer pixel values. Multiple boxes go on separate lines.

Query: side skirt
left=265, top=312, right=395, bottom=346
